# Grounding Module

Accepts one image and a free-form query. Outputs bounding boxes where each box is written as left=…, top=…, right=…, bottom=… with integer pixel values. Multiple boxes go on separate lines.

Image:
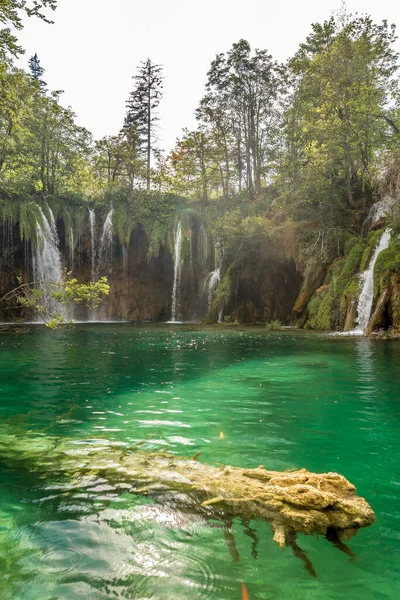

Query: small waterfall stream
left=355, top=228, right=391, bottom=333
left=170, top=220, right=182, bottom=322
left=98, top=209, right=113, bottom=277
left=204, top=242, right=223, bottom=319
left=362, top=197, right=396, bottom=235
left=33, top=207, right=64, bottom=319
left=33, top=208, right=63, bottom=285
left=69, top=227, right=74, bottom=271
left=89, top=208, right=96, bottom=281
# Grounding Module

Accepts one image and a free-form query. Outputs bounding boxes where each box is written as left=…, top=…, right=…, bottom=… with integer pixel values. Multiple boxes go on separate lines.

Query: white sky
left=17, top=0, right=400, bottom=152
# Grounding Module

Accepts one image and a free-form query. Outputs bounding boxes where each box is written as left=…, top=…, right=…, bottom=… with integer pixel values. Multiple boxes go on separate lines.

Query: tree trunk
left=147, top=81, right=151, bottom=192
left=0, top=425, right=375, bottom=548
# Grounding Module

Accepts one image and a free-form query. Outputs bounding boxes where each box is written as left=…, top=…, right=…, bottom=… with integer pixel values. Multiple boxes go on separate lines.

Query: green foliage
left=334, top=239, right=365, bottom=292
left=124, top=59, right=164, bottom=191
left=265, top=320, right=282, bottom=330
left=306, top=288, right=334, bottom=330
left=213, top=209, right=275, bottom=265
left=0, top=0, right=56, bottom=59
left=374, top=237, right=400, bottom=297
left=15, top=273, right=110, bottom=328
left=277, top=8, right=399, bottom=263
left=305, top=237, right=365, bottom=329
left=52, top=275, right=110, bottom=308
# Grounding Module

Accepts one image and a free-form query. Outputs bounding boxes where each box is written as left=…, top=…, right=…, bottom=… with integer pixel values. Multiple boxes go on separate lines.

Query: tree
left=0, top=0, right=57, bottom=59
left=197, top=40, right=285, bottom=200
left=0, top=273, right=110, bottom=329
left=0, top=64, right=37, bottom=179
left=275, top=9, right=400, bottom=262
left=25, top=91, right=92, bottom=195
left=283, top=11, right=399, bottom=207
left=124, top=59, right=163, bottom=192
left=93, top=133, right=147, bottom=193
left=28, top=52, right=46, bottom=88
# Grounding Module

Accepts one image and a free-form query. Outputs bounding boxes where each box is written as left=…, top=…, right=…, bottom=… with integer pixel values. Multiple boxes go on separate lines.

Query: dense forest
left=1, top=0, right=400, bottom=331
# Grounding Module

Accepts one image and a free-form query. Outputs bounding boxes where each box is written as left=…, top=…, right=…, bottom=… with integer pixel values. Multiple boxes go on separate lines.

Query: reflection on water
left=0, top=325, right=400, bottom=599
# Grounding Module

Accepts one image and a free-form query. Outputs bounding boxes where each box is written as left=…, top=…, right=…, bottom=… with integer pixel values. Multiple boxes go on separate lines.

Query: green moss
left=339, top=277, right=360, bottom=326
left=374, top=237, right=400, bottom=298
left=306, top=289, right=334, bottom=330
left=266, top=319, right=283, bottom=330
left=305, top=237, right=365, bottom=330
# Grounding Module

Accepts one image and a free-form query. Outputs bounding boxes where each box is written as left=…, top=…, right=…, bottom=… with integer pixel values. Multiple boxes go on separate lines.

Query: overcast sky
left=17, top=0, right=400, bottom=152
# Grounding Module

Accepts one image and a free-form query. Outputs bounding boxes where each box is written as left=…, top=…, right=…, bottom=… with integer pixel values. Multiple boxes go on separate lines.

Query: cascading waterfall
left=199, top=221, right=209, bottom=265
left=33, top=208, right=63, bottom=284
left=170, top=220, right=182, bottom=322
left=206, top=268, right=221, bottom=307
left=362, top=197, right=396, bottom=235
left=98, top=209, right=113, bottom=277
left=204, top=241, right=223, bottom=310
left=89, top=208, right=96, bottom=281
left=355, top=228, right=392, bottom=334
left=69, top=226, right=74, bottom=271
left=33, top=207, right=64, bottom=319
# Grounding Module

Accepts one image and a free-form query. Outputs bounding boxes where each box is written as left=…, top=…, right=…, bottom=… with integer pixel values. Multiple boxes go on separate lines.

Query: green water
left=0, top=325, right=399, bottom=599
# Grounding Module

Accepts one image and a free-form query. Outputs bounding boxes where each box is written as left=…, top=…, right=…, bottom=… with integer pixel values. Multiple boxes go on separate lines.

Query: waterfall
left=362, top=197, right=396, bottom=235
left=33, top=208, right=63, bottom=284
left=170, top=220, right=182, bottom=322
left=89, top=208, right=96, bottom=280
left=199, top=221, right=209, bottom=265
left=98, top=209, right=113, bottom=277
left=206, top=267, right=221, bottom=307
left=33, top=207, right=64, bottom=318
left=204, top=242, right=223, bottom=308
left=70, top=226, right=74, bottom=271
left=355, top=229, right=391, bottom=333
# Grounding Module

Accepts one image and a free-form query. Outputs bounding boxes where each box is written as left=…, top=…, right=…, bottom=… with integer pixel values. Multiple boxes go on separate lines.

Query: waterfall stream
left=33, top=207, right=64, bottom=319
left=204, top=242, right=223, bottom=316
left=33, top=208, right=63, bottom=285
left=69, top=227, right=74, bottom=271
left=170, top=220, right=182, bottom=322
left=98, top=209, right=113, bottom=277
left=362, top=197, right=396, bottom=235
left=355, top=228, right=391, bottom=333
left=89, top=208, right=96, bottom=281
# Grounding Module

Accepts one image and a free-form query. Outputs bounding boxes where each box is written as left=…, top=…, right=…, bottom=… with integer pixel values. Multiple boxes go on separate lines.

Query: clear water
left=0, top=325, right=399, bottom=599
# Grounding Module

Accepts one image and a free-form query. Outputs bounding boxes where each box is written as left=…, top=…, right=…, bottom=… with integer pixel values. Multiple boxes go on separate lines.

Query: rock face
left=0, top=213, right=302, bottom=324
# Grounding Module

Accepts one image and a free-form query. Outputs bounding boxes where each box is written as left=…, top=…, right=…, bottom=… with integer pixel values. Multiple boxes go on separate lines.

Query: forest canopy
left=1, top=5, right=400, bottom=278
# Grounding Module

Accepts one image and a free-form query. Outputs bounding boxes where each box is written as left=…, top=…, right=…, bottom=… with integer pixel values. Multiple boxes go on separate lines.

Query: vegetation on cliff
left=1, top=3, right=400, bottom=328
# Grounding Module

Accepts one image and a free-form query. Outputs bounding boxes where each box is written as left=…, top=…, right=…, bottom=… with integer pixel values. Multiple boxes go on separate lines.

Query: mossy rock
left=374, top=237, right=400, bottom=298
left=389, top=273, right=400, bottom=328
left=306, top=289, right=334, bottom=330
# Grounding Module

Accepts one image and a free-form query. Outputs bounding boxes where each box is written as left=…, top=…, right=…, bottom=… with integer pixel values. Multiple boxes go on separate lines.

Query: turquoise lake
left=0, top=325, right=399, bottom=599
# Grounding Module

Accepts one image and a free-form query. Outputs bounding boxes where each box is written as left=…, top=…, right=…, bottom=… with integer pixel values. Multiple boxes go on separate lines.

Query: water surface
left=0, top=325, right=399, bottom=599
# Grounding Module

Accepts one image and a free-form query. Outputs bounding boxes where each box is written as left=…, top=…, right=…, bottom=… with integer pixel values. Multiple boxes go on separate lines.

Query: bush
left=265, top=320, right=282, bottom=330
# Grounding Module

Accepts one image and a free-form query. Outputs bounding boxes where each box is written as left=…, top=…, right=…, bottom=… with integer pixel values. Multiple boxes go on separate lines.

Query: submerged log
left=0, top=427, right=375, bottom=547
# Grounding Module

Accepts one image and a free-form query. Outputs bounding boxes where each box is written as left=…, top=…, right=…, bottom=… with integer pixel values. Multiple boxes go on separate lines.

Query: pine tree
left=28, top=53, right=46, bottom=89
left=124, top=59, right=163, bottom=191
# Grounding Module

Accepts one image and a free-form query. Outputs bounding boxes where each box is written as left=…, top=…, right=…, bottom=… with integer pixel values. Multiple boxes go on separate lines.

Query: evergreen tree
left=28, top=53, right=46, bottom=88
left=124, top=59, right=163, bottom=191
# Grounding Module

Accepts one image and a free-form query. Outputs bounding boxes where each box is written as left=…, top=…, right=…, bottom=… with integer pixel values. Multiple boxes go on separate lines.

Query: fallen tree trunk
left=0, top=426, right=375, bottom=548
